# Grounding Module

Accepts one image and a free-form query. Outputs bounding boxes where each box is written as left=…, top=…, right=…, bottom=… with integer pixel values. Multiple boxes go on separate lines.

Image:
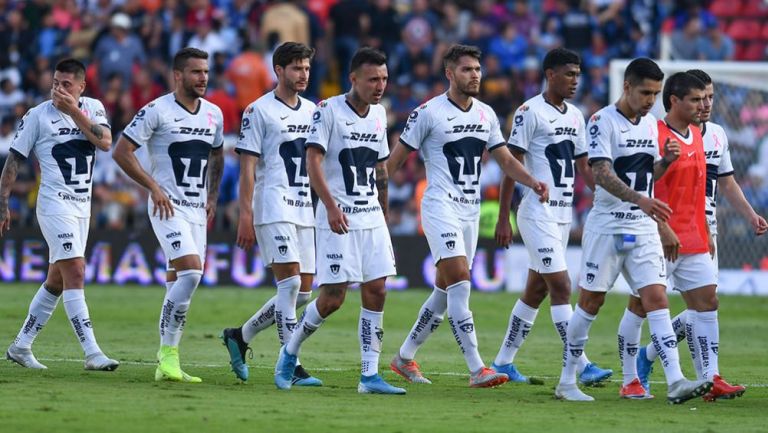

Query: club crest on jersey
left=278, top=245, right=288, bottom=256
left=172, top=240, right=181, bottom=251
left=62, top=242, right=72, bottom=252
left=330, top=264, right=340, bottom=275
left=445, top=240, right=456, bottom=251
left=586, top=273, right=595, bottom=284
left=542, top=257, right=552, bottom=267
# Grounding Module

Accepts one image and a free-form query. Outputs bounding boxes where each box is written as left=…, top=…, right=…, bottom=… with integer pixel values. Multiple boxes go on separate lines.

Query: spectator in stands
left=328, top=0, right=370, bottom=90
left=556, top=0, right=597, bottom=56
left=260, top=0, right=310, bottom=47
left=93, top=13, right=147, bottom=93
left=129, top=69, right=162, bottom=112
left=0, top=114, right=16, bottom=161
left=65, top=12, right=99, bottom=62
left=489, top=22, right=529, bottom=73
left=367, top=0, right=401, bottom=56
left=670, top=15, right=703, bottom=60
left=697, top=19, right=734, bottom=61
left=508, top=0, right=539, bottom=42
left=0, top=78, right=25, bottom=116
left=187, top=16, right=228, bottom=57
left=225, top=41, right=273, bottom=112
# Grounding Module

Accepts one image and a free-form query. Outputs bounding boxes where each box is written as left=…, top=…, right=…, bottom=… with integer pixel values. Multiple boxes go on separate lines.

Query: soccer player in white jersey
left=554, top=58, right=712, bottom=403
left=490, top=47, right=612, bottom=386
left=387, top=44, right=549, bottom=388
left=114, top=48, right=225, bottom=383
left=635, top=69, right=766, bottom=400
left=2, top=59, right=119, bottom=371
left=274, top=47, right=404, bottom=394
left=219, top=42, right=320, bottom=386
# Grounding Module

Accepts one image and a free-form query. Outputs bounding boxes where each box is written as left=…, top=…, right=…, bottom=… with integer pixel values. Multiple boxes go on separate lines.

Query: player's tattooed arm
left=653, top=137, right=680, bottom=180
left=0, top=152, right=21, bottom=234
left=376, top=162, right=388, bottom=219
left=62, top=101, right=112, bottom=150
left=206, top=147, right=225, bottom=221
left=591, top=159, right=643, bottom=203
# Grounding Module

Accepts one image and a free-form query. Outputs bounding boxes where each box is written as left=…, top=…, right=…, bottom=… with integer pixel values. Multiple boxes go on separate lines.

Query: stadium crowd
left=0, top=0, right=766, bottom=238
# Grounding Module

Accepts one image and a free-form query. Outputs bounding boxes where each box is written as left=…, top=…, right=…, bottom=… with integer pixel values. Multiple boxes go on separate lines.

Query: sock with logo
left=63, top=289, right=102, bottom=357
left=446, top=280, right=484, bottom=373
left=159, top=269, right=202, bottom=347
left=360, top=308, right=383, bottom=377
left=14, top=284, right=60, bottom=349
left=617, top=308, right=644, bottom=385
left=647, top=308, right=684, bottom=385
left=693, top=310, right=719, bottom=380
left=494, top=299, right=538, bottom=366
left=559, top=306, right=594, bottom=386
left=241, top=295, right=277, bottom=343
left=286, top=300, right=324, bottom=356
left=275, top=276, right=301, bottom=346
left=551, top=304, right=590, bottom=373
left=399, top=286, right=447, bottom=360
left=646, top=309, right=688, bottom=360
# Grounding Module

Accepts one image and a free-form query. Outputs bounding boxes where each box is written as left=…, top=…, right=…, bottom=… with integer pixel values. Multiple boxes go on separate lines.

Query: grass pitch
left=0, top=284, right=766, bottom=433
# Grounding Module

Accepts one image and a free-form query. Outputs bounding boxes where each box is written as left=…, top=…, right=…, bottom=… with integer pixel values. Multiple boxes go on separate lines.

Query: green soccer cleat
left=155, top=345, right=200, bottom=383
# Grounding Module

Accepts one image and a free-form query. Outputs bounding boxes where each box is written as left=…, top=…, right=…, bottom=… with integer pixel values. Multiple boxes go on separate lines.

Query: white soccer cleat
left=667, top=378, right=713, bottom=404
left=84, top=352, right=120, bottom=371
left=6, top=344, right=47, bottom=369
left=555, top=383, right=595, bottom=401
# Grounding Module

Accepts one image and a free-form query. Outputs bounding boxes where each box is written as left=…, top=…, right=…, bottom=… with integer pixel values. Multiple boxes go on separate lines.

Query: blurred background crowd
left=0, top=0, right=767, bottom=242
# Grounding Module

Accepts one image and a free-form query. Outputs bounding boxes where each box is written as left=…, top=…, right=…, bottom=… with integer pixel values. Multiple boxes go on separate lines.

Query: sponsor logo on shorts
left=62, top=242, right=73, bottom=252
left=326, top=253, right=343, bottom=260
left=278, top=245, right=288, bottom=256
left=445, top=240, right=456, bottom=251
left=586, top=262, right=599, bottom=270
left=538, top=247, right=554, bottom=253
left=542, top=257, right=552, bottom=267
left=58, top=232, right=74, bottom=239
left=440, top=232, right=457, bottom=238
left=274, top=235, right=290, bottom=241
left=586, top=273, right=595, bottom=284
left=330, top=264, right=340, bottom=275
left=172, top=240, right=181, bottom=251
left=165, top=231, right=181, bottom=239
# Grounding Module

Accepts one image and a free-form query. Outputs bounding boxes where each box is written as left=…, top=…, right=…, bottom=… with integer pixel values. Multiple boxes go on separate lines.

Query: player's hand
left=659, top=223, right=681, bottom=262
left=236, top=214, right=256, bottom=250
left=150, top=187, right=174, bottom=220
left=0, top=208, right=10, bottom=236
left=708, top=233, right=716, bottom=259
left=638, top=196, right=672, bottom=223
left=532, top=180, right=549, bottom=203
left=495, top=217, right=513, bottom=248
left=51, top=87, right=79, bottom=116
left=328, top=204, right=349, bottom=234
left=206, top=201, right=217, bottom=223
left=751, top=213, right=768, bottom=236
left=663, top=137, right=681, bottom=164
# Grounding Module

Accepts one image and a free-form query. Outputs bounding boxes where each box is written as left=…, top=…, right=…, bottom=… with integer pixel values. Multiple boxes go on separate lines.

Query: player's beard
left=287, top=77, right=307, bottom=94
left=459, top=80, right=480, bottom=97
left=183, top=79, right=206, bottom=99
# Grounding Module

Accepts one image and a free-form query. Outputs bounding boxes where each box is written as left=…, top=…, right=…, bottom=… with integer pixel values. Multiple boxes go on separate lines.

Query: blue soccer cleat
left=579, top=363, right=613, bottom=386
left=221, top=327, right=250, bottom=381
left=636, top=347, right=654, bottom=394
left=292, top=364, right=323, bottom=387
left=357, top=374, right=407, bottom=395
left=274, top=346, right=298, bottom=390
left=490, top=362, right=543, bottom=384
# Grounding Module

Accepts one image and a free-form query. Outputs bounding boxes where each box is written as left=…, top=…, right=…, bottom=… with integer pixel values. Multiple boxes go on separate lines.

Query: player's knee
left=60, top=261, right=86, bottom=288
left=548, top=282, right=572, bottom=305
left=578, top=290, right=605, bottom=315
left=320, top=285, right=347, bottom=312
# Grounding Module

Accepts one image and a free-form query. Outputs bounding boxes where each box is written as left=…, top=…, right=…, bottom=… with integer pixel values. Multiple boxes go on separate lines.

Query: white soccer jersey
left=237, top=91, right=315, bottom=227
left=508, top=94, right=587, bottom=223
left=306, top=94, right=389, bottom=230
left=10, top=98, right=109, bottom=218
left=584, top=106, right=660, bottom=235
left=701, top=121, right=734, bottom=235
left=400, top=93, right=506, bottom=221
left=123, top=93, right=224, bottom=224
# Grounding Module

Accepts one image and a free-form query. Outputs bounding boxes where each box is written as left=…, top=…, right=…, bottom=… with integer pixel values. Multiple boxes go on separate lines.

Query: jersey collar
left=274, top=91, right=302, bottom=111
left=446, top=94, right=473, bottom=113
left=542, top=94, right=567, bottom=114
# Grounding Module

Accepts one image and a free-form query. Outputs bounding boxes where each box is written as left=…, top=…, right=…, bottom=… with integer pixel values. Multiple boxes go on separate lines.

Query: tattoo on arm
left=90, top=124, right=104, bottom=140
left=653, top=158, right=670, bottom=180
left=591, top=160, right=643, bottom=203
left=376, top=163, right=388, bottom=215
left=0, top=152, right=21, bottom=216
left=206, top=148, right=224, bottom=201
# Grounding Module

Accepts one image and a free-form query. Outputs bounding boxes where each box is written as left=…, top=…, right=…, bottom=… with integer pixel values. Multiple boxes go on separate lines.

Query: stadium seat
left=710, top=0, right=742, bottom=18
left=727, top=19, right=762, bottom=41
left=742, top=1, right=768, bottom=18
left=740, top=42, right=766, bottom=61
left=762, top=22, right=768, bottom=40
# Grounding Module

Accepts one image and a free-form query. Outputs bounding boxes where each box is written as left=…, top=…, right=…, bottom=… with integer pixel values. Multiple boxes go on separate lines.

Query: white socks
left=551, top=304, right=590, bottom=372
left=14, top=284, right=60, bottom=349
left=399, top=286, right=447, bottom=360
left=360, top=308, right=383, bottom=377
left=242, top=295, right=277, bottom=343
left=647, top=308, right=684, bottom=385
left=63, top=289, right=102, bottom=356
left=559, top=306, right=594, bottom=386
left=159, top=269, right=202, bottom=347
left=286, top=300, right=324, bottom=356
left=617, top=308, right=644, bottom=385
left=693, top=310, right=719, bottom=380
left=275, top=276, right=301, bottom=346
left=446, top=280, right=484, bottom=373
left=494, top=299, right=538, bottom=366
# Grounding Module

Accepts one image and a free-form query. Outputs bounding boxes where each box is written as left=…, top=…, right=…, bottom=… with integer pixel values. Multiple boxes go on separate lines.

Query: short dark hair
left=350, top=47, right=387, bottom=72
left=273, top=42, right=315, bottom=70
left=173, top=47, right=209, bottom=71
left=542, top=47, right=581, bottom=73
left=624, top=57, right=664, bottom=86
left=662, top=71, right=706, bottom=112
left=686, top=69, right=713, bottom=85
left=55, top=58, right=86, bottom=80
left=443, top=44, right=482, bottom=69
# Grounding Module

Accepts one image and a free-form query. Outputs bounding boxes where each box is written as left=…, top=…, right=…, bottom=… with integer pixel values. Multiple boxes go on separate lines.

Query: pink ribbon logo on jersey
left=207, top=112, right=214, bottom=126
left=375, top=117, right=383, bottom=132
left=478, top=108, right=487, bottom=123
left=713, top=133, right=721, bottom=149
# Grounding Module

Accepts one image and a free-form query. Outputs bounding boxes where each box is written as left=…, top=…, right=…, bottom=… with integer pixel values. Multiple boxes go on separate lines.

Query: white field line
left=31, top=358, right=768, bottom=387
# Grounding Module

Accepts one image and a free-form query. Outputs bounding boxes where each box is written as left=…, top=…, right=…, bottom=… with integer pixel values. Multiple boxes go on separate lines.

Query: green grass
left=0, top=284, right=766, bottom=433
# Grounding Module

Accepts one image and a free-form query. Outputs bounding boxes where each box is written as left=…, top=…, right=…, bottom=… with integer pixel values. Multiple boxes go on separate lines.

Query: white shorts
left=255, top=222, right=316, bottom=274
left=668, top=253, right=718, bottom=292
left=422, top=208, right=479, bottom=269
left=38, top=214, right=89, bottom=263
left=579, top=231, right=667, bottom=296
left=150, top=215, right=207, bottom=267
left=315, top=226, right=396, bottom=285
left=518, top=217, right=570, bottom=274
